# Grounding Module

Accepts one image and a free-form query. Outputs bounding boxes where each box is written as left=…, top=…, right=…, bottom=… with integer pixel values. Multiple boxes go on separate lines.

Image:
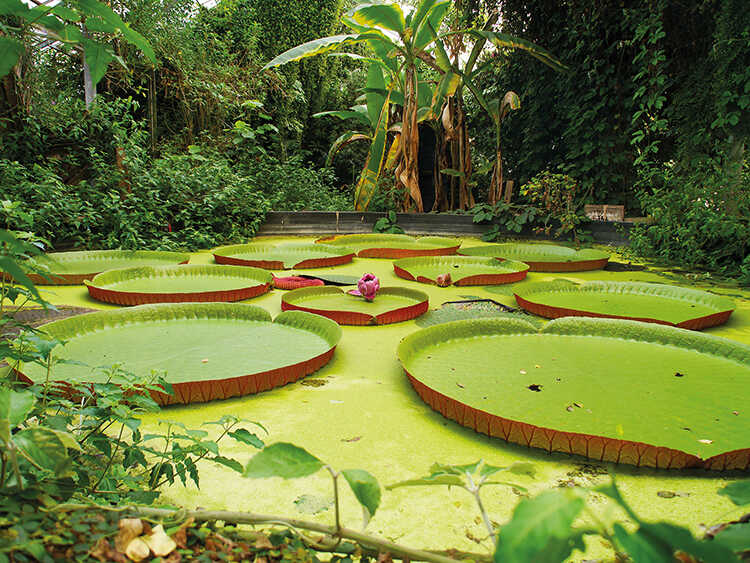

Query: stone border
left=257, top=211, right=633, bottom=245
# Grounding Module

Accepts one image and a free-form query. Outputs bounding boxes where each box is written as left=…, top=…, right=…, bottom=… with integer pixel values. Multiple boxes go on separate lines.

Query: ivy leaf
left=718, top=480, right=750, bottom=506
left=342, top=469, right=381, bottom=527
left=243, top=443, right=324, bottom=479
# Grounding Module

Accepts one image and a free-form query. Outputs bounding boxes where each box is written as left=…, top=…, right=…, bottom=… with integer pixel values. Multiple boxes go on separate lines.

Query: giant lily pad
left=460, top=243, right=609, bottom=272
left=316, top=234, right=461, bottom=258
left=213, top=243, right=354, bottom=269
left=393, top=256, right=529, bottom=286
left=16, top=304, right=341, bottom=405
left=85, top=265, right=272, bottom=306
left=514, top=281, right=736, bottom=330
left=281, top=286, right=429, bottom=325
left=398, top=317, right=750, bottom=470
left=26, top=250, right=191, bottom=285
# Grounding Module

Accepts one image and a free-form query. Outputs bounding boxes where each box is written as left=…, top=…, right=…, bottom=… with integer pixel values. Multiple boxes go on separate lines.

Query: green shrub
left=629, top=159, right=750, bottom=283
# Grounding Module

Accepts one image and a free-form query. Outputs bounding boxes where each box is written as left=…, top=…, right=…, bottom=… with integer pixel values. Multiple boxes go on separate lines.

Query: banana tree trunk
left=488, top=123, right=503, bottom=205
left=399, top=64, right=423, bottom=212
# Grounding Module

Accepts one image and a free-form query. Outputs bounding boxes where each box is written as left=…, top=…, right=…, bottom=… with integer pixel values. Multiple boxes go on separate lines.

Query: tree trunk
left=488, top=123, right=503, bottom=204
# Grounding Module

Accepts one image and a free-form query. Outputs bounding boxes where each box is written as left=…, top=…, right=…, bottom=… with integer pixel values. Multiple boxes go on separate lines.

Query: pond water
left=37, top=235, right=750, bottom=560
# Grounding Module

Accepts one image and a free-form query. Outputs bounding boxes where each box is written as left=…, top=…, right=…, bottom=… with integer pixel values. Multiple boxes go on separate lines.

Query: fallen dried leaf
left=125, top=538, right=150, bottom=562
left=254, top=534, right=274, bottom=550
left=143, top=524, right=177, bottom=557
left=456, top=382, right=465, bottom=388
left=519, top=369, right=527, bottom=375
left=341, top=436, right=361, bottom=443
left=115, top=519, right=144, bottom=553
left=172, top=517, right=194, bottom=549
left=698, top=439, right=713, bottom=444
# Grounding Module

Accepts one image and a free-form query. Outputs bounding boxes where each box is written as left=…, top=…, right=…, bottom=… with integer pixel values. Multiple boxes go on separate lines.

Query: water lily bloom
left=436, top=273, right=452, bottom=287
left=348, top=273, right=380, bottom=301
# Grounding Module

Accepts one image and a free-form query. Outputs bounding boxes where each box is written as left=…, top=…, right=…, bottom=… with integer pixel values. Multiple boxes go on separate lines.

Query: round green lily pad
left=27, top=250, right=191, bottom=285
left=393, top=256, right=529, bottom=286
left=17, top=303, right=342, bottom=405
left=85, top=265, right=273, bottom=306
left=460, top=243, right=609, bottom=272
left=316, top=234, right=461, bottom=258
left=398, top=317, right=750, bottom=470
left=281, top=286, right=429, bottom=325
left=514, top=281, right=736, bottom=330
left=213, top=242, right=354, bottom=269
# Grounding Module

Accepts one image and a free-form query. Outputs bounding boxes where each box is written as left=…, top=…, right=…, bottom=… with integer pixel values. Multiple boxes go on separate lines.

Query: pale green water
left=34, top=237, right=750, bottom=560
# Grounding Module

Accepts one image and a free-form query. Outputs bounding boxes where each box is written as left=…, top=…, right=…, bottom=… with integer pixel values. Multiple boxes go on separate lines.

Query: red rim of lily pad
left=393, top=256, right=530, bottom=286
left=514, top=281, right=735, bottom=330
left=22, top=250, right=191, bottom=285
left=84, top=265, right=273, bottom=306
left=272, top=276, right=326, bottom=290
left=14, top=303, right=342, bottom=406
left=398, top=317, right=750, bottom=470
left=281, top=286, right=429, bottom=325
left=213, top=243, right=354, bottom=270
left=316, top=234, right=461, bottom=258
left=459, top=244, right=609, bottom=272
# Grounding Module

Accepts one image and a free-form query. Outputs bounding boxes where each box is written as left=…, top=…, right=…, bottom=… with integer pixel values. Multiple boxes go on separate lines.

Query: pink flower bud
left=436, top=273, right=452, bottom=287
left=347, top=273, right=380, bottom=301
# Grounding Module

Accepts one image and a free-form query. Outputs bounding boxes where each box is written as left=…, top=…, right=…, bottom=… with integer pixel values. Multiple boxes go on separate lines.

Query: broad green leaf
left=56, top=24, right=85, bottom=43
left=82, top=40, right=113, bottom=86
left=620, top=522, right=738, bottom=563
left=52, top=4, right=79, bottom=21
left=243, top=443, right=324, bottom=479
left=313, top=110, right=371, bottom=128
left=712, top=524, right=750, bottom=552
left=350, top=3, right=406, bottom=35
left=386, top=474, right=464, bottom=489
left=354, top=89, right=391, bottom=210
left=49, top=429, right=82, bottom=452
left=75, top=0, right=156, bottom=63
left=0, top=0, right=28, bottom=17
left=441, top=168, right=465, bottom=178
left=414, top=1, right=450, bottom=50
left=384, top=134, right=401, bottom=170
left=410, top=0, right=442, bottom=35
left=342, top=469, right=381, bottom=526
left=264, top=33, right=380, bottom=70
left=0, top=36, right=24, bottom=81
left=326, top=132, right=371, bottom=166
left=0, top=388, right=35, bottom=442
left=613, top=523, right=674, bottom=563
left=494, top=489, right=586, bottom=563
left=467, top=30, right=568, bottom=73
left=718, top=480, right=750, bottom=506
left=430, top=70, right=460, bottom=117
left=228, top=428, right=264, bottom=449
left=366, top=63, right=386, bottom=129
left=14, top=427, right=70, bottom=474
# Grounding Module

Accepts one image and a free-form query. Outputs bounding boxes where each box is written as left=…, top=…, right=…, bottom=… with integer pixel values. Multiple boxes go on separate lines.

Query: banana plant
left=264, top=0, right=453, bottom=212
left=317, top=62, right=446, bottom=210
left=315, top=63, right=393, bottom=210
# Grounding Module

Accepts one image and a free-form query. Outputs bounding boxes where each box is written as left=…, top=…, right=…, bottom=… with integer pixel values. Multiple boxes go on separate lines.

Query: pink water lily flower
left=436, top=273, right=452, bottom=287
left=347, top=273, right=380, bottom=301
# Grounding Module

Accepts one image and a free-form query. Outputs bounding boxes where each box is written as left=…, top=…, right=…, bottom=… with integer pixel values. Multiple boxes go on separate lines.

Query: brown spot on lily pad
left=528, top=384, right=543, bottom=392
left=341, top=436, right=361, bottom=443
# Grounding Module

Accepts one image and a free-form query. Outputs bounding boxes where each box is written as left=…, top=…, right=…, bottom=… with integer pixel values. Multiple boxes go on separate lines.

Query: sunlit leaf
left=350, top=3, right=406, bottom=35
left=494, top=489, right=586, bottom=563
left=342, top=469, right=381, bottom=526
left=264, top=33, right=381, bottom=69
left=243, top=442, right=324, bottom=479
left=718, top=480, right=750, bottom=506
